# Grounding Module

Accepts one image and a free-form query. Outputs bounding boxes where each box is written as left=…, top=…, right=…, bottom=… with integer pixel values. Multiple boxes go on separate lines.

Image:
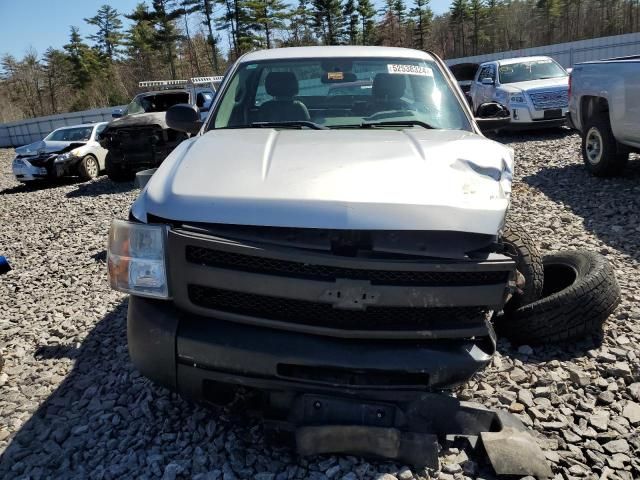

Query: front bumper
left=128, top=295, right=497, bottom=402
left=12, top=158, right=48, bottom=181
left=127, top=227, right=515, bottom=401
left=12, top=154, right=82, bottom=181
left=506, top=106, right=568, bottom=129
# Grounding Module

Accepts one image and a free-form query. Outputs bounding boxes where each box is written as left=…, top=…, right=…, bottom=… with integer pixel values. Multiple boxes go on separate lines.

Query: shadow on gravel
left=0, top=300, right=272, bottom=478
left=489, top=126, right=573, bottom=145
left=65, top=176, right=135, bottom=198
left=91, top=250, right=107, bottom=264
left=0, top=178, right=81, bottom=196
left=522, top=160, right=640, bottom=262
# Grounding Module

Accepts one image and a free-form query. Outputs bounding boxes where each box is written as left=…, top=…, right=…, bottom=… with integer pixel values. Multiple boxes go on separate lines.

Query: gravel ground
left=0, top=130, right=638, bottom=480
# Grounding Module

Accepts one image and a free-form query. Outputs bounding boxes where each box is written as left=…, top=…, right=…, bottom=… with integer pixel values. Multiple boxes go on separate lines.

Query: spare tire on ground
left=500, top=222, right=544, bottom=310
left=496, top=250, right=620, bottom=345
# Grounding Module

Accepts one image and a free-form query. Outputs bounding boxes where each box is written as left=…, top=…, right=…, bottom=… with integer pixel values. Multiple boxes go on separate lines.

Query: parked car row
left=11, top=76, right=223, bottom=184
left=450, top=53, right=639, bottom=176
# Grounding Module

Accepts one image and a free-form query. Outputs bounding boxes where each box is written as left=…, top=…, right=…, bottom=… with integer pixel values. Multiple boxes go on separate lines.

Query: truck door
left=618, top=62, right=640, bottom=148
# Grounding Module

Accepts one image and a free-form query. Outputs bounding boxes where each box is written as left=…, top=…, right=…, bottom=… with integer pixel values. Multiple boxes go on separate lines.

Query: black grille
left=185, top=246, right=508, bottom=287
left=188, top=285, right=487, bottom=331
left=112, top=127, right=164, bottom=151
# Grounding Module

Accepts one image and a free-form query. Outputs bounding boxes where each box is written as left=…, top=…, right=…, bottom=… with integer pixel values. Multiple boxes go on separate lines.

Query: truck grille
left=169, top=229, right=514, bottom=338
left=111, top=126, right=164, bottom=152
left=528, top=90, right=568, bottom=110
left=185, top=245, right=509, bottom=287
left=188, top=285, right=487, bottom=332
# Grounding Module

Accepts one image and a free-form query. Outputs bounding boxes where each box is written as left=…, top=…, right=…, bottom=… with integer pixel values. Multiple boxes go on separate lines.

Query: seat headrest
left=373, top=73, right=406, bottom=100
left=265, top=72, right=299, bottom=98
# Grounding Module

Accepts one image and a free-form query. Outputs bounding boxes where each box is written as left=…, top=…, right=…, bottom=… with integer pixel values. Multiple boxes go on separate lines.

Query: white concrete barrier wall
left=445, top=32, right=640, bottom=68
left=0, top=106, right=124, bottom=148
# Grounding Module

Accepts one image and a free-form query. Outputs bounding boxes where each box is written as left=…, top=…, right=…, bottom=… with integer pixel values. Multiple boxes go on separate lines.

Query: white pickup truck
left=567, top=56, right=640, bottom=176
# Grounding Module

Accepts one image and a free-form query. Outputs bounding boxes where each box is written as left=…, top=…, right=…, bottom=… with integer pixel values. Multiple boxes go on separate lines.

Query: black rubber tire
left=498, top=250, right=620, bottom=345
left=77, top=154, right=100, bottom=181
left=581, top=115, right=629, bottom=177
left=106, top=153, right=134, bottom=182
left=501, top=222, right=544, bottom=310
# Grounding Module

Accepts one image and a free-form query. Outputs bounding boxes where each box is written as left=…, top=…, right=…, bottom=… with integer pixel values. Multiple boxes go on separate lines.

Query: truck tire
left=582, top=115, right=629, bottom=177
left=106, top=153, right=134, bottom=182
left=498, top=250, right=620, bottom=345
left=77, top=154, right=100, bottom=181
left=501, top=222, right=544, bottom=310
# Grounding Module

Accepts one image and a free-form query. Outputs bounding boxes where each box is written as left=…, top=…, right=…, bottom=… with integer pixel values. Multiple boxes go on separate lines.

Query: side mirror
left=475, top=102, right=511, bottom=132
left=111, top=108, right=124, bottom=119
left=166, top=104, right=202, bottom=134
left=481, top=77, right=495, bottom=86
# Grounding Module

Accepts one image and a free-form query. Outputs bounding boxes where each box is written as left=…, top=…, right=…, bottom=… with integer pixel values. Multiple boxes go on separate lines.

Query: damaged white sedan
left=12, top=122, right=108, bottom=183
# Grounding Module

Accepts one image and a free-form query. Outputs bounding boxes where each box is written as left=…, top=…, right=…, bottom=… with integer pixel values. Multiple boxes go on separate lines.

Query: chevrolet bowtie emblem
left=321, top=279, right=380, bottom=310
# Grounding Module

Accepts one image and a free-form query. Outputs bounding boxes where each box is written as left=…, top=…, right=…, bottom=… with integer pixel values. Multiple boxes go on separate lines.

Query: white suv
left=470, top=56, right=569, bottom=128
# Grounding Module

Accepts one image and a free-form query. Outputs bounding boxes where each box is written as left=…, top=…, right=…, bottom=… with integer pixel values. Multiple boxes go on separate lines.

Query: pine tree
left=286, top=0, right=317, bottom=45
left=246, top=0, right=289, bottom=48
left=450, top=0, right=469, bottom=56
left=201, top=0, right=220, bottom=72
left=312, top=0, right=344, bottom=45
left=64, top=26, right=97, bottom=89
left=125, top=3, right=158, bottom=79
left=343, top=0, right=359, bottom=44
left=150, top=0, right=184, bottom=78
left=357, top=0, right=376, bottom=45
left=410, top=0, right=432, bottom=50
left=536, top=0, right=560, bottom=44
left=42, top=48, right=69, bottom=114
left=84, top=5, right=124, bottom=60
left=469, top=0, right=485, bottom=55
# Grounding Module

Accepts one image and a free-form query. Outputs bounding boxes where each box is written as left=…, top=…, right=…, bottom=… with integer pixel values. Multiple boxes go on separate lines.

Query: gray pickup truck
left=568, top=56, right=640, bottom=176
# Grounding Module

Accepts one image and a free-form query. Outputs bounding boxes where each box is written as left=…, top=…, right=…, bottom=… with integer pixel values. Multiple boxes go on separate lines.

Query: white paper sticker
left=387, top=64, right=433, bottom=76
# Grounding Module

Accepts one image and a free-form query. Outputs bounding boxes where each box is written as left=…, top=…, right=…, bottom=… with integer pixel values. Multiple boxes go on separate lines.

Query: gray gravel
left=0, top=130, right=639, bottom=480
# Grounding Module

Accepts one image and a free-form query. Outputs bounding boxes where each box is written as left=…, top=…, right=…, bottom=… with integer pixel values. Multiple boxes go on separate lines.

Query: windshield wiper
left=250, top=121, right=328, bottom=130
left=359, top=120, right=435, bottom=129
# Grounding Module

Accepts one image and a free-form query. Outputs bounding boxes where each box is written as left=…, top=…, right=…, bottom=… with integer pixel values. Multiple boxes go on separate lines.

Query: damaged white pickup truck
left=108, top=47, right=618, bottom=472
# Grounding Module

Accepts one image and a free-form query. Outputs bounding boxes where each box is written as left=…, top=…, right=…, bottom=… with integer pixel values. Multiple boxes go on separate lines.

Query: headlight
left=510, top=95, right=525, bottom=104
left=60, top=148, right=82, bottom=160
left=107, top=220, right=170, bottom=299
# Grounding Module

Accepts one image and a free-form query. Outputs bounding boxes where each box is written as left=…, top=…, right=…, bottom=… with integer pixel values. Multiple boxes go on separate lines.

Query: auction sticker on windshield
left=387, top=64, right=433, bottom=76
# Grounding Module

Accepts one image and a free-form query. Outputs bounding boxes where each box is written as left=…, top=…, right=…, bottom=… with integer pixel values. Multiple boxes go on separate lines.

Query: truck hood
left=15, top=139, right=86, bottom=157
left=136, top=128, right=514, bottom=234
left=500, top=76, right=568, bottom=93
left=105, top=112, right=169, bottom=130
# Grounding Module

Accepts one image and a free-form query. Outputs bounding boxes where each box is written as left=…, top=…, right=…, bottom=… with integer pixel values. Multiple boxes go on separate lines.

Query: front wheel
left=78, top=155, right=100, bottom=181
left=581, top=116, right=628, bottom=177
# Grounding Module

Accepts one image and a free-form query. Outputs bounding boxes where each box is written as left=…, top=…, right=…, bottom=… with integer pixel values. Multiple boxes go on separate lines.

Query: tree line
left=1, top=0, right=639, bottom=122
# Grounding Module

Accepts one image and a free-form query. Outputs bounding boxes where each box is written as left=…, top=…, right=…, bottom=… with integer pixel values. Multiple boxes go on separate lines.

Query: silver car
left=470, top=56, right=569, bottom=128
left=12, top=122, right=108, bottom=182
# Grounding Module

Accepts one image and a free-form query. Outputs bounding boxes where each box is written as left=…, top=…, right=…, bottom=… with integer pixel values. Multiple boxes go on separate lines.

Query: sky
left=0, top=0, right=453, bottom=59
